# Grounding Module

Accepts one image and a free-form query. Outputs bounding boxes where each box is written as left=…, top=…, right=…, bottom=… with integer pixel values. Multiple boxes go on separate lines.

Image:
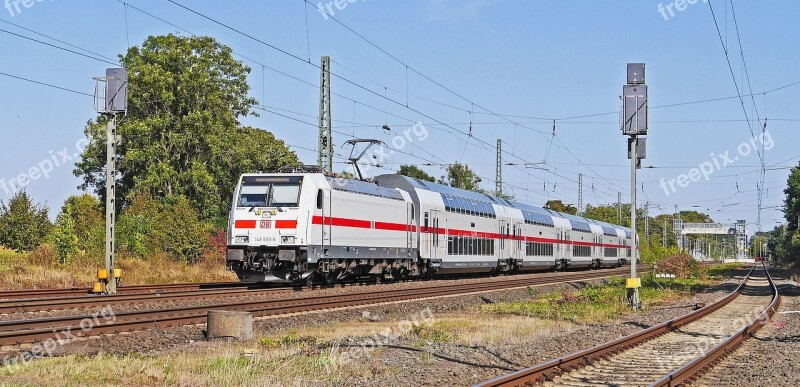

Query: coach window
left=316, top=189, right=323, bottom=209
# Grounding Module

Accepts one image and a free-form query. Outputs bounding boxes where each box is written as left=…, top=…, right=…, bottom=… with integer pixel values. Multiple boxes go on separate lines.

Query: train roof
left=388, top=175, right=504, bottom=204
left=325, top=176, right=405, bottom=201
left=373, top=174, right=632, bottom=233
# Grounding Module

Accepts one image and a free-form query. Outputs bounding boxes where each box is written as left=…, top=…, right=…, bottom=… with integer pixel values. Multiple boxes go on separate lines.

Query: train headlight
left=281, top=236, right=295, bottom=244
left=234, top=236, right=249, bottom=244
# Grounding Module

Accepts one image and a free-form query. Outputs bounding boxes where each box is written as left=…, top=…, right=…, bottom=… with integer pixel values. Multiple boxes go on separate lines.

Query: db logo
left=260, top=220, right=272, bottom=229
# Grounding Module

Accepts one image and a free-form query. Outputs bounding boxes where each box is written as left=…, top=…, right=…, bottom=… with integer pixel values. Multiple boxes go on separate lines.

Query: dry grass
left=0, top=246, right=236, bottom=290
left=425, top=314, right=574, bottom=346
left=0, top=312, right=573, bottom=386
left=258, top=311, right=573, bottom=349
left=1, top=342, right=349, bottom=386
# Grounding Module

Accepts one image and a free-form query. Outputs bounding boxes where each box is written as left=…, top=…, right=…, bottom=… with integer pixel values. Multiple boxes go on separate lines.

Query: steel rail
left=0, top=282, right=247, bottom=300
left=0, top=266, right=646, bottom=313
left=477, top=264, right=778, bottom=387
left=0, top=287, right=296, bottom=315
left=0, top=268, right=633, bottom=347
left=651, top=263, right=781, bottom=386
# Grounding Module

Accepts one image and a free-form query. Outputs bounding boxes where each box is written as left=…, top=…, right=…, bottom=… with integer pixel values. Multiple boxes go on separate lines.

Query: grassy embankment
left=0, top=246, right=235, bottom=290
left=485, top=263, right=744, bottom=323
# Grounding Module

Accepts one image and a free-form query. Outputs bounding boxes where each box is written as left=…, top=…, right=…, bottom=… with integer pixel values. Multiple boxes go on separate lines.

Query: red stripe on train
left=234, top=220, right=257, bottom=229
left=275, top=220, right=298, bottom=229
left=308, top=215, right=631, bottom=249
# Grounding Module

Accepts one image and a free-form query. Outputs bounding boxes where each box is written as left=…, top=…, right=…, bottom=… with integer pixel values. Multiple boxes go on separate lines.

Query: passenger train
left=225, top=169, right=633, bottom=284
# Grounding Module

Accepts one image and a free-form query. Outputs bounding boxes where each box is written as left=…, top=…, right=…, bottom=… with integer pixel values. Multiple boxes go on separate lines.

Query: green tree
left=676, top=210, right=714, bottom=224
left=117, top=192, right=209, bottom=262
left=445, top=163, right=481, bottom=191
left=778, top=163, right=800, bottom=263
left=544, top=200, right=578, bottom=215
left=0, top=191, right=51, bottom=252
left=583, top=204, right=623, bottom=224
left=785, top=162, right=800, bottom=233
left=62, top=194, right=104, bottom=256
left=74, top=34, right=298, bottom=223
left=51, top=203, right=79, bottom=265
left=398, top=165, right=435, bottom=182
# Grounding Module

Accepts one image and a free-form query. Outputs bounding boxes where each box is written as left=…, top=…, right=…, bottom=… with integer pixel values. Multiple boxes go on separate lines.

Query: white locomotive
left=225, top=170, right=633, bottom=284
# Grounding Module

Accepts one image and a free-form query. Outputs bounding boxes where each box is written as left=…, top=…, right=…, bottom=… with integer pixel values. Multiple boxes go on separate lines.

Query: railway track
left=0, top=281, right=248, bottom=301
left=0, top=266, right=649, bottom=314
left=0, top=286, right=296, bottom=315
left=0, top=267, right=633, bottom=347
left=478, top=264, right=780, bottom=387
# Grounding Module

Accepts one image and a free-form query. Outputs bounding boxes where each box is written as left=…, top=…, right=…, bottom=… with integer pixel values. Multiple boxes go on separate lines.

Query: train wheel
left=305, top=272, right=318, bottom=287
left=319, top=272, right=332, bottom=286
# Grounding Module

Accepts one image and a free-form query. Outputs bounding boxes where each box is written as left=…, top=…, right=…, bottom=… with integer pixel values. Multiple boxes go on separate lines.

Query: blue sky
left=1, top=0, right=798, bottom=232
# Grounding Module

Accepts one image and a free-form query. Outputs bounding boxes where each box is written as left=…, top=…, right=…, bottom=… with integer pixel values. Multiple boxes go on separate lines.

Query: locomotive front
left=225, top=174, right=312, bottom=283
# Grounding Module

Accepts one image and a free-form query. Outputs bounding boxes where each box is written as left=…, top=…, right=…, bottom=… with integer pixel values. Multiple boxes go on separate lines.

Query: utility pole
left=105, top=115, right=118, bottom=294
left=617, top=192, right=622, bottom=225
left=674, top=205, right=682, bottom=251
left=496, top=139, right=502, bottom=197
left=578, top=173, right=583, bottom=215
left=628, top=135, right=640, bottom=307
left=663, top=218, right=667, bottom=246
left=644, top=202, right=650, bottom=246
left=93, top=68, right=128, bottom=295
left=318, top=56, right=333, bottom=173
left=621, top=63, right=647, bottom=309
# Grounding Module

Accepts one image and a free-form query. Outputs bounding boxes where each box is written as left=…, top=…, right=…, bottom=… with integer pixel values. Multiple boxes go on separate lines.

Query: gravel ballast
left=696, top=268, right=800, bottom=387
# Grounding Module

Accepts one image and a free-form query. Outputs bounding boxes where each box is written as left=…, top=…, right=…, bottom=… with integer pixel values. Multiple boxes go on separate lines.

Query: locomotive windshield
left=238, top=176, right=303, bottom=208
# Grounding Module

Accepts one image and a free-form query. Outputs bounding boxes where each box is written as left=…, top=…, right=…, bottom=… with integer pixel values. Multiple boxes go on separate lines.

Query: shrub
left=654, top=254, right=702, bottom=279
left=51, top=203, right=80, bottom=265
left=63, top=195, right=105, bottom=256
left=29, top=243, right=58, bottom=267
left=117, top=193, right=210, bottom=263
left=0, top=191, right=51, bottom=252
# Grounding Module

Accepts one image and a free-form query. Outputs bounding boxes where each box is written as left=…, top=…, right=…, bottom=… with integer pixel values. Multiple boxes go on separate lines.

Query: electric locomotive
left=225, top=169, right=633, bottom=284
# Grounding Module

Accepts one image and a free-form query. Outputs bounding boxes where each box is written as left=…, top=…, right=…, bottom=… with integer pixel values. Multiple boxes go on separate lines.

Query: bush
left=0, top=191, right=51, bottom=252
left=63, top=195, right=105, bottom=256
left=117, top=193, right=210, bottom=263
left=29, top=243, right=58, bottom=267
left=654, top=254, right=703, bottom=279
left=51, top=204, right=80, bottom=265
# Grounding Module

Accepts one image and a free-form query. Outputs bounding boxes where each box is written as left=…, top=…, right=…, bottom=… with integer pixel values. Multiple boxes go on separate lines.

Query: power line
left=297, top=0, right=626, bottom=197
left=0, top=28, right=119, bottom=66
left=707, top=0, right=763, bottom=164
left=163, top=0, right=620, bottom=200
left=0, top=19, right=118, bottom=62
left=0, top=71, right=94, bottom=97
